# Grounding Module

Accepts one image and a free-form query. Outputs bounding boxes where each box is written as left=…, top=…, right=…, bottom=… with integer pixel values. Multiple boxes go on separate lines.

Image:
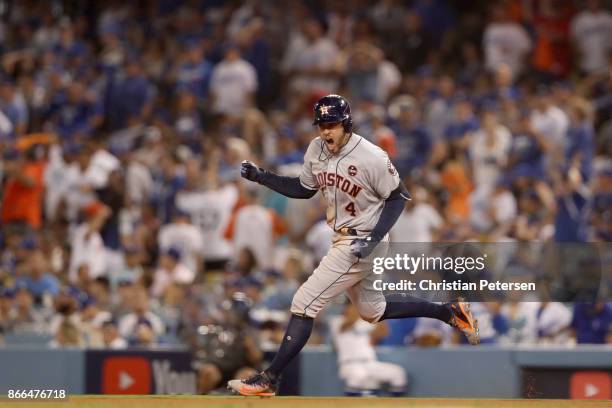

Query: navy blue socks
left=265, top=314, right=314, bottom=379
left=380, top=294, right=452, bottom=323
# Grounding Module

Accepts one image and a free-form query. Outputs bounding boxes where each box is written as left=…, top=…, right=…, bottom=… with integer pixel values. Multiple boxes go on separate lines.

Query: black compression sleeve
left=259, top=171, right=318, bottom=199
left=370, top=183, right=410, bottom=240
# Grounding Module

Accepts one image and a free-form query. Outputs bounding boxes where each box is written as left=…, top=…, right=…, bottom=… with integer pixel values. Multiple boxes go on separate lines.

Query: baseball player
left=228, top=95, right=479, bottom=397
left=329, top=302, right=407, bottom=396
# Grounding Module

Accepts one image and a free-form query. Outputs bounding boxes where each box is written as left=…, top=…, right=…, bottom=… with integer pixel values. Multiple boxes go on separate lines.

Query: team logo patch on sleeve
left=348, top=165, right=358, bottom=176
left=387, top=160, right=397, bottom=175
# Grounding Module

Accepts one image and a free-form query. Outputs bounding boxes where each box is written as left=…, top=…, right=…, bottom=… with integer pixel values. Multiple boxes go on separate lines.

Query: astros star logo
left=319, top=105, right=331, bottom=115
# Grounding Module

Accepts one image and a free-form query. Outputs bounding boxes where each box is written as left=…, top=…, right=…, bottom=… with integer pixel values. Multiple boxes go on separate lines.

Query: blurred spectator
left=14, top=249, right=59, bottom=305
left=170, top=42, right=212, bottom=101
left=105, top=57, right=155, bottom=130
left=11, top=285, right=47, bottom=335
left=1, top=146, right=45, bottom=229
left=68, top=202, right=110, bottom=282
left=209, top=44, right=257, bottom=118
left=570, top=0, right=612, bottom=75
left=283, top=18, right=340, bottom=96
left=389, top=95, right=432, bottom=177
left=483, top=4, right=532, bottom=78
left=552, top=165, right=589, bottom=242
left=49, top=317, right=84, bottom=348
left=118, top=285, right=165, bottom=347
left=536, top=301, right=573, bottom=345
left=158, top=209, right=204, bottom=276
left=470, top=180, right=517, bottom=235
left=425, top=76, right=457, bottom=141
left=591, top=168, right=612, bottom=241
left=0, top=77, right=29, bottom=137
left=565, top=97, right=595, bottom=182
left=508, top=112, right=546, bottom=181
left=228, top=187, right=285, bottom=269
left=48, top=80, right=103, bottom=141
left=175, top=161, right=238, bottom=270
left=531, top=0, right=573, bottom=81
left=396, top=11, right=433, bottom=74
left=469, top=110, right=511, bottom=190
left=391, top=186, right=442, bottom=243
left=571, top=302, right=612, bottom=344
left=329, top=303, right=407, bottom=396
left=440, top=146, right=473, bottom=224
left=151, top=247, right=195, bottom=298
left=174, top=91, right=203, bottom=151
left=101, top=318, right=128, bottom=349
left=151, top=152, right=186, bottom=224
left=529, top=87, right=569, bottom=165
left=368, top=106, right=397, bottom=158
left=339, top=41, right=401, bottom=105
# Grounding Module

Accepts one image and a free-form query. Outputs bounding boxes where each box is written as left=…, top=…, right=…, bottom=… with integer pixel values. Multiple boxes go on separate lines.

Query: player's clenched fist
left=241, top=160, right=264, bottom=183
left=350, top=236, right=379, bottom=259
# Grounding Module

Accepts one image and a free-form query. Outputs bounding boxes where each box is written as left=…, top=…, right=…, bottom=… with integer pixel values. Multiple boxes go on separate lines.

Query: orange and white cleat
left=448, top=298, right=480, bottom=345
left=227, top=372, right=277, bottom=397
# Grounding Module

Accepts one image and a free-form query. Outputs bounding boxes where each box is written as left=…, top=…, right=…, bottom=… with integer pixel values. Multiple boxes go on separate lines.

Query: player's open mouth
left=325, top=138, right=334, bottom=146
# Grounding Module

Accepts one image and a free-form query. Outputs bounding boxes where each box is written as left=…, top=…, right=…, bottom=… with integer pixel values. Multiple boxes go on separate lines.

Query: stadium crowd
left=0, top=0, right=611, bottom=378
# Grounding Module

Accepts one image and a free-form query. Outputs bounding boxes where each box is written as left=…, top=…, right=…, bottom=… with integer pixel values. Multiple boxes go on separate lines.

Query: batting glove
left=350, top=236, right=380, bottom=259
left=241, top=160, right=265, bottom=183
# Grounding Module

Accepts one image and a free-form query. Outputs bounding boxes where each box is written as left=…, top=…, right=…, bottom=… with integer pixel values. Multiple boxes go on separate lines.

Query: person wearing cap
left=158, top=208, right=204, bottom=276
left=118, top=285, right=164, bottom=346
left=14, top=249, right=60, bottom=305
left=101, top=318, right=127, bottom=349
left=171, top=40, right=213, bottom=101
left=151, top=247, right=195, bottom=297
left=80, top=296, right=112, bottom=347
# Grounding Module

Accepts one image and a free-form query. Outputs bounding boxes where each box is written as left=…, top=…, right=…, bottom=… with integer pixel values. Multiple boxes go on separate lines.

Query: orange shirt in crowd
left=1, top=161, right=46, bottom=229
left=440, top=160, right=472, bottom=223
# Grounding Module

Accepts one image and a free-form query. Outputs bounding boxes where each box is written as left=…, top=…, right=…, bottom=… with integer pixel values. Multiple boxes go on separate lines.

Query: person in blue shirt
left=571, top=302, right=612, bottom=344
left=52, top=81, right=103, bottom=140
left=508, top=112, right=546, bottom=181
left=389, top=96, right=432, bottom=178
left=553, top=165, right=589, bottom=242
left=151, top=152, right=186, bottom=224
left=14, top=249, right=60, bottom=305
left=172, top=41, right=213, bottom=102
left=105, top=56, right=155, bottom=130
left=565, top=97, right=594, bottom=183
left=443, top=98, right=479, bottom=143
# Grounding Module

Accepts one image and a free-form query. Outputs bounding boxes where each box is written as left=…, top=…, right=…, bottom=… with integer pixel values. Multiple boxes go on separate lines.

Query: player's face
left=317, top=122, right=347, bottom=154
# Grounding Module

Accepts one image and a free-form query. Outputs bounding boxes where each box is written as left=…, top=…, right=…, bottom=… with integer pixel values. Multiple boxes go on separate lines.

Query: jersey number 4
left=345, top=202, right=356, bottom=217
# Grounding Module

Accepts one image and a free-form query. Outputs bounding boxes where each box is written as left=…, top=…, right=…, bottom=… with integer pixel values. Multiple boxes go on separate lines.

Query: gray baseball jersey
left=291, top=133, right=400, bottom=321
left=299, top=133, right=400, bottom=236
